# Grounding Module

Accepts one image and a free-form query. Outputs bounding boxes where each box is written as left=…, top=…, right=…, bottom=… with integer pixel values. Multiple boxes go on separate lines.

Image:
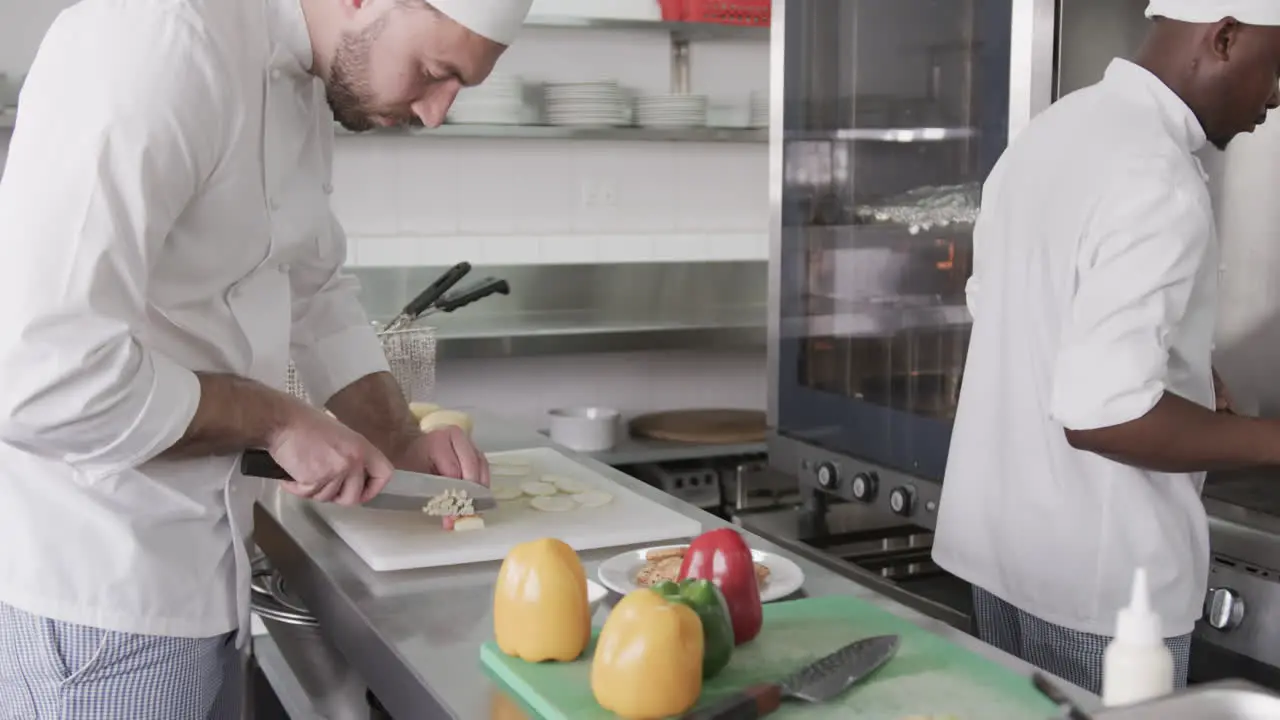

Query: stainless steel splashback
left=1056, top=0, right=1148, bottom=96
left=1054, top=0, right=1280, bottom=418
left=349, top=262, right=767, bottom=359
left=1208, top=124, right=1280, bottom=418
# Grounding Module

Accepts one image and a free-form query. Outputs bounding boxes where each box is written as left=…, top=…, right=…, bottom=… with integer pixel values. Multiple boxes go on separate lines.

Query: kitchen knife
left=240, top=448, right=496, bottom=512
left=681, top=634, right=900, bottom=720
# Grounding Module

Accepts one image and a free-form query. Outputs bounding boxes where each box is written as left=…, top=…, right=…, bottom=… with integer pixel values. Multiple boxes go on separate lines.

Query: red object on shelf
left=659, top=0, right=685, bottom=20
left=683, top=0, right=771, bottom=26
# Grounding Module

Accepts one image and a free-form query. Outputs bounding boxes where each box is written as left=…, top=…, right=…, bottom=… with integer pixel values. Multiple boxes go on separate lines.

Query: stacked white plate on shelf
left=446, top=74, right=527, bottom=125
left=544, top=81, right=629, bottom=127
left=749, top=91, right=769, bottom=128
left=634, top=94, right=708, bottom=129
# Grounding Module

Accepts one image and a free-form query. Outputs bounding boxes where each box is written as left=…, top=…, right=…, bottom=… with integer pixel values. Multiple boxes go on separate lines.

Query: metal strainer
left=285, top=325, right=437, bottom=404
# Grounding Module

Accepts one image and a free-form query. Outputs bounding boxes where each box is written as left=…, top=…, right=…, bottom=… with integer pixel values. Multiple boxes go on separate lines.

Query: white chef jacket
left=0, top=0, right=389, bottom=639
left=932, top=59, right=1217, bottom=637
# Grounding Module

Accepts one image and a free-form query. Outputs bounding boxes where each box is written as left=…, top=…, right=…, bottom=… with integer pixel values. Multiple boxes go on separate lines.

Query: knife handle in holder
left=434, top=277, right=510, bottom=313
left=240, top=449, right=291, bottom=480
left=404, top=261, right=471, bottom=319
left=680, top=684, right=783, bottom=720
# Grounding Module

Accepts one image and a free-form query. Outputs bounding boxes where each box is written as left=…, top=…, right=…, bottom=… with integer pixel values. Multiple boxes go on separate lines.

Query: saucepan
left=547, top=406, right=621, bottom=453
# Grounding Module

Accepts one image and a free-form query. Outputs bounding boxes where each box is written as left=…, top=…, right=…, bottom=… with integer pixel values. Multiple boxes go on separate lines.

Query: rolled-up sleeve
left=0, top=8, right=223, bottom=474
left=288, top=213, right=390, bottom=405
left=1049, top=159, right=1211, bottom=430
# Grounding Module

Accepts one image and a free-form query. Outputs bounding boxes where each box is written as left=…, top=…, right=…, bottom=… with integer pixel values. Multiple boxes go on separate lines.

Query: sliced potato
left=488, top=457, right=532, bottom=469
left=571, top=491, right=613, bottom=508
left=530, top=496, right=576, bottom=512
left=490, top=465, right=531, bottom=479
left=453, top=516, right=486, bottom=531
left=409, top=402, right=441, bottom=421
left=520, top=480, right=558, bottom=497
left=490, top=483, right=523, bottom=501
left=545, top=474, right=589, bottom=494
left=420, top=410, right=473, bottom=436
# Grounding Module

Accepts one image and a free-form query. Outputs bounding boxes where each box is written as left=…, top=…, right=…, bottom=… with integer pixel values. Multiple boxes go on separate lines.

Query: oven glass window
left=776, top=0, right=1011, bottom=479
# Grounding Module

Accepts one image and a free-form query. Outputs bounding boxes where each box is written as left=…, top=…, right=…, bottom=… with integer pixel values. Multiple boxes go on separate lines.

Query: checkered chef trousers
left=972, top=587, right=1191, bottom=695
left=0, top=601, right=243, bottom=719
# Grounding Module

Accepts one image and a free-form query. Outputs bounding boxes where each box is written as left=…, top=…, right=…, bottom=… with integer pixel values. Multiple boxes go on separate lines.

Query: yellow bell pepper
left=493, top=538, right=591, bottom=662
left=591, top=589, right=704, bottom=719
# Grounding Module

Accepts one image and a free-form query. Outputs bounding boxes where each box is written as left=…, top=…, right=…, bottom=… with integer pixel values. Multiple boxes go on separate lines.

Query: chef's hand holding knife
left=265, top=372, right=489, bottom=506
left=266, top=401, right=396, bottom=507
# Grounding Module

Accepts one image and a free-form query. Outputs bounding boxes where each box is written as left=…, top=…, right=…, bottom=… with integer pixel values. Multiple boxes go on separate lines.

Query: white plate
left=587, top=578, right=608, bottom=614
left=597, top=543, right=804, bottom=603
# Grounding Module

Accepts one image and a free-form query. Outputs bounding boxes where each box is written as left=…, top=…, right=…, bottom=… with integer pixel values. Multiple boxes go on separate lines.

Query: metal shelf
left=787, top=128, right=977, bottom=143
left=335, top=123, right=766, bottom=143
left=523, top=15, right=769, bottom=41
left=431, top=311, right=766, bottom=359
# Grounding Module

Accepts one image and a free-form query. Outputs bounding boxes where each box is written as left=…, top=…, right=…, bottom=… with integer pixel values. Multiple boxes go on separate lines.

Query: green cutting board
left=480, top=596, right=1057, bottom=719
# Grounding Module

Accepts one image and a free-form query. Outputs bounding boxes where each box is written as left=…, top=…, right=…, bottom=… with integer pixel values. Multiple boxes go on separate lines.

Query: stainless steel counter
left=254, top=415, right=1099, bottom=719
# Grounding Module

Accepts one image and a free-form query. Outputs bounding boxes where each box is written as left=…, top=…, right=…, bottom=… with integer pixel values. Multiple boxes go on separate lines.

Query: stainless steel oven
left=766, top=0, right=1049, bottom=529
left=760, top=0, right=1187, bottom=630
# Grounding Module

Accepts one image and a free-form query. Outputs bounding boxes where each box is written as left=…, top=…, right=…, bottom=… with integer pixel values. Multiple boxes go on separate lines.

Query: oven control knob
left=1204, top=587, right=1245, bottom=631
left=889, top=486, right=915, bottom=516
left=850, top=472, right=878, bottom=502
left=815, top=462, right=839, bottom=490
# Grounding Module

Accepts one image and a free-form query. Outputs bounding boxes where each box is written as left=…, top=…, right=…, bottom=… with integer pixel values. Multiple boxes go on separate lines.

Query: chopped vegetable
left=520, top=480, right=558, bottom=497
left=493, top=538, right=591, bottom=662
left=452, top=516, right=485, bottom=532
left=651, top=579, right=735, bottom=679
left=419, top=409, right=473, bottom=435
left=571, top=491, right=613, bottom=508
left=679, top=528, right=763, bottom=645
left=591, top=589, right=703, bottom=719
left=408, top=402, right=441, bottom=421
left=545, top=474, right=589, bottom=493
left=490, top=483, right=523, bottom=501
left=530, top=496, right=576, bottom=512
left=423, top=489, right=474, bottom=518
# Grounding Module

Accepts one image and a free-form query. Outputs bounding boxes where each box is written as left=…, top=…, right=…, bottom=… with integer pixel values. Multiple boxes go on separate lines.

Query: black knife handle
left=241, top=449, right=291, bottom=480
left=680, top=685, right=783, bottom=720
left=435, top=277, right=510, bottom=313
left=403, top=261, right=471, bottom=319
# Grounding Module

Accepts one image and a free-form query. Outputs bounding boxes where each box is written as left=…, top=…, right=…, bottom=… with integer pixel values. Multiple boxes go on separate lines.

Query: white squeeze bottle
left=1101, top=567, right=1174, bottom=707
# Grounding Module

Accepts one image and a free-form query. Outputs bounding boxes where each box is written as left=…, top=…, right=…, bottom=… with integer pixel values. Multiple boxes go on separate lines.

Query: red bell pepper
left=677, top=528, right=763, bottom=645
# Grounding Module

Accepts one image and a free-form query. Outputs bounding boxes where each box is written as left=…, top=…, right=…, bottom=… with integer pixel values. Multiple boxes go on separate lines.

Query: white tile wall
left=431, top=349, right=766, bottom=428
left=2, top=12, right=771, bottom=266
left=336, top=26, right=770, bottom=267
left=0, top=7, right=772, bottom=423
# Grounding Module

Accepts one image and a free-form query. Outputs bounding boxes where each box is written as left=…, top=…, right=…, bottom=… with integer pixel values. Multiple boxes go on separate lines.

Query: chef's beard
left=327, top=18, right=387, bottom=133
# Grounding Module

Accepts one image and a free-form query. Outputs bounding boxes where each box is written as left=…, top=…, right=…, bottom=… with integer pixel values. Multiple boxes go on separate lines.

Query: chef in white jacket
left=0, top=0, right=533, bottom=716
left=933, top=0, right=1280, bottom=695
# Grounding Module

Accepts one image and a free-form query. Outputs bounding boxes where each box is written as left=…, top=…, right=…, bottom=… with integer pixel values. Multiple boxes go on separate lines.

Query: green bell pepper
left=650, top=579, right=735, bottom=679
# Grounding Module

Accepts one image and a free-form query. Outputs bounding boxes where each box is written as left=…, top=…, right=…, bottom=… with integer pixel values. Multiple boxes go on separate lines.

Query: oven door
left=773, top=0, right=1013, bottom=481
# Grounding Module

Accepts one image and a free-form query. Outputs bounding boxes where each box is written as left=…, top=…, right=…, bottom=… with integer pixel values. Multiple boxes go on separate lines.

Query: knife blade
left=240, top=448, right=496, bottom=512
left=782, top=633, right=899, bottom=702
left=680, top=634, right=899, bottom=720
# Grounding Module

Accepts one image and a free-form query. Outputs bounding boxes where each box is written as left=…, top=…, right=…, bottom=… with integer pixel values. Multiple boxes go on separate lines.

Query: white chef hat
left=1146, top=0, right=1280, bottom=25
left=431, top=0, right=535, bottom=45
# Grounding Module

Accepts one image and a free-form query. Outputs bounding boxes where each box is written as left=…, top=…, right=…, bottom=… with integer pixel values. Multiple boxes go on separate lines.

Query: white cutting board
left=313, top=447, right=704, bottom=572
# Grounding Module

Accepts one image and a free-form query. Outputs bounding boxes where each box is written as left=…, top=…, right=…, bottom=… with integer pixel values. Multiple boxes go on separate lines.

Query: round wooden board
left=628, top=409, right=767, bottom=445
